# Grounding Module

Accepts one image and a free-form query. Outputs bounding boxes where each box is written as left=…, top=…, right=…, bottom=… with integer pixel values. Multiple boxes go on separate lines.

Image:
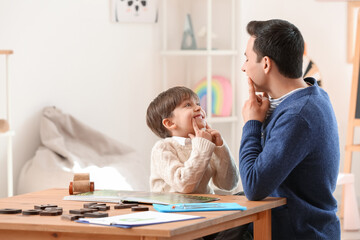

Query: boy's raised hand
left=242, top=78, right=270, bottom=123
left=188, top=118, right=212, bottom=142
left=188, top=119, right=223, bottom=146
left=205, top=123, right=223, bottom=146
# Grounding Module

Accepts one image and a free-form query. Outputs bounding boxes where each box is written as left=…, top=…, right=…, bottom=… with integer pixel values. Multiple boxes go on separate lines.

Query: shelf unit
left=0, top=50, right=14, bottom=197
left=160, top=0, right=238, bottom=151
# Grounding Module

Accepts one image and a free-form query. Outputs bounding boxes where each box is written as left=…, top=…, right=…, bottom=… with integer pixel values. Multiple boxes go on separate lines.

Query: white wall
left=0, top=0, right=357, bottom=205
left=0, top=0, right=161, bottom=197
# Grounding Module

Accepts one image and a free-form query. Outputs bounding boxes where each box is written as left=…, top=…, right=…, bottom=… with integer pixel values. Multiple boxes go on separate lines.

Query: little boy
left=146, top=86, right=239, bottom=194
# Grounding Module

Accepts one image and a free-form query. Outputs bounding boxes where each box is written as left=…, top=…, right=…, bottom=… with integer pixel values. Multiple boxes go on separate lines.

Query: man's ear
left=162, top=118, right=176, bottom=130
left=263, top=56, right=271, bottom=74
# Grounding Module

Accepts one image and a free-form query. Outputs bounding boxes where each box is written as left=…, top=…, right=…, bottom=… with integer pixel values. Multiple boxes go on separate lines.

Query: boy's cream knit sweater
left=150, top=137, right=239, bottom=194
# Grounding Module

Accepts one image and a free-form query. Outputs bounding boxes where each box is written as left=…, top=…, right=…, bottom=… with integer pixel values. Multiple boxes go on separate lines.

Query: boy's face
left=166, top=97, right=206, bottom=138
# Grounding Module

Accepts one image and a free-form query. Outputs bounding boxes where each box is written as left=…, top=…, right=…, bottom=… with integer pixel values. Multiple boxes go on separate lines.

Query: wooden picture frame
left=347, top=2, right=360, bottom=63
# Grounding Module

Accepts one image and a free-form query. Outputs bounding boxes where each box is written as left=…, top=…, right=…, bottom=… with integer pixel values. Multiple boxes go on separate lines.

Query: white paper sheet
left=76, top=211, right=203, bottom=228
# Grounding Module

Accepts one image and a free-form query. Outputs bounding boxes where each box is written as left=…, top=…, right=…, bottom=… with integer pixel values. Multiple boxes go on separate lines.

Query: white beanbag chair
left=17, top=106, right=149, bottom=194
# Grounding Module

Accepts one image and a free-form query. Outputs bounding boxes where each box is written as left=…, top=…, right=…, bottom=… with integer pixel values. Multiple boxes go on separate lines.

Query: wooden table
left=0, top=188, right=286, bottom=240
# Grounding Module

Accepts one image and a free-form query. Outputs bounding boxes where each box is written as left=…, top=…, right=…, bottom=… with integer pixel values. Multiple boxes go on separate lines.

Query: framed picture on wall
left=348, top=2, right=360, bottom=63
left=110, top=0, right=158, bottom=23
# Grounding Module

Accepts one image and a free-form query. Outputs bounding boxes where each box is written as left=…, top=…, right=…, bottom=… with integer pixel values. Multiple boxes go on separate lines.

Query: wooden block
left=61, top=214, right=84, bottom=221
left=90, top=205, right=110, bottom=211
left=69, top=208, right=96, bottom=214
left=89, top=203, right=106, bottom=207
left=80, top=208, right=98, bottom=213
left=0, top=208, right=22, bottom=214
left=114, top=203, right=138, bottom=209
left=83, top=212, right=108, bottom=218
left=40, top=210, right=60, bottom=216
left=22, top=209, right=42, bottom=215
left=44, top=207, right=63, bottom=213
left=131, top=206, right=149, bottom=211
left=83, top=202, right=98, bottom=208
left=34, top=204, right=58, bottom=210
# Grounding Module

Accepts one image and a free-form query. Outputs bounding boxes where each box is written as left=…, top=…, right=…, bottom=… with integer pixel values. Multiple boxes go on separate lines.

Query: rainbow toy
left=193, top=75, right=232, bottom=117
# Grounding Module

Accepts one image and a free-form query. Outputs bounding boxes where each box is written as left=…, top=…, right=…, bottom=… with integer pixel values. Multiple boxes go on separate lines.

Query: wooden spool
left=69, top=173, right=94, bottom=195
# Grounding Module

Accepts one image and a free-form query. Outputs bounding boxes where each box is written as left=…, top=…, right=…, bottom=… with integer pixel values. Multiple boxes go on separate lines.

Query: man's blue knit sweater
left=239, top=78, right=340, bottom=240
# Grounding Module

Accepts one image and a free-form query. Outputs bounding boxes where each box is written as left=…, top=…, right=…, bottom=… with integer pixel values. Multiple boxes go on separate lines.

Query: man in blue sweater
left=239, top=19, right=340, bottom=239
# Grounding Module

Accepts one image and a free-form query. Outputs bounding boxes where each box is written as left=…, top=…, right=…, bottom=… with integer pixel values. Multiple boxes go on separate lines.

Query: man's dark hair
left=247, top=19, right=304, bottom=78
left=146, top=86, right=199, bottom=138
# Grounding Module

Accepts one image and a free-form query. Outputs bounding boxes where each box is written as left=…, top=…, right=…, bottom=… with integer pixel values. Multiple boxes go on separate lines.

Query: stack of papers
left=76, top=211, right=204, bottom=228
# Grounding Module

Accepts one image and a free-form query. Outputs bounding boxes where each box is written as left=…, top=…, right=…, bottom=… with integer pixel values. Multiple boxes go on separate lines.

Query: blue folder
left=153, top=202, right=247, bottom=212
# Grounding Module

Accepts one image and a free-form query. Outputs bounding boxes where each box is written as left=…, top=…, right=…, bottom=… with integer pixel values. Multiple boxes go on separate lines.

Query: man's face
left=241, top=36, right=267, bottom=92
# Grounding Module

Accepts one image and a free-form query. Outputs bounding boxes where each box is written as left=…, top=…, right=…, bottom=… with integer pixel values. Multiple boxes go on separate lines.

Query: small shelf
left=0, top=130, right=15, bottom=137
left=161, top=50, right=238, bottom=56
left=161, top=0, right=238, bottom=154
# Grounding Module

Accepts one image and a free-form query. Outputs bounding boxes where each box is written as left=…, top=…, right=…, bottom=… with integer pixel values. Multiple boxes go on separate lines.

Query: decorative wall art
left=111, top=0, right=158, bottom=23
left=181, top=14, right=197, bottom=50
left=193, top=76, right=232, bottom=117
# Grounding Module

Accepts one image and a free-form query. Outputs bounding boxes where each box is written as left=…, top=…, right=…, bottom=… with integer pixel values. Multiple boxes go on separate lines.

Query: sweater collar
left=172, top=136, right=191, bottom=146
left=263, top=77, right=319, bottom=124
left=272, top=77, right=319, bottom=104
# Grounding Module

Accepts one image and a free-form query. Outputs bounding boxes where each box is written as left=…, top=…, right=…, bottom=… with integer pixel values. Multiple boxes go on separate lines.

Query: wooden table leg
left=253, top=209, right=271, bottom=240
